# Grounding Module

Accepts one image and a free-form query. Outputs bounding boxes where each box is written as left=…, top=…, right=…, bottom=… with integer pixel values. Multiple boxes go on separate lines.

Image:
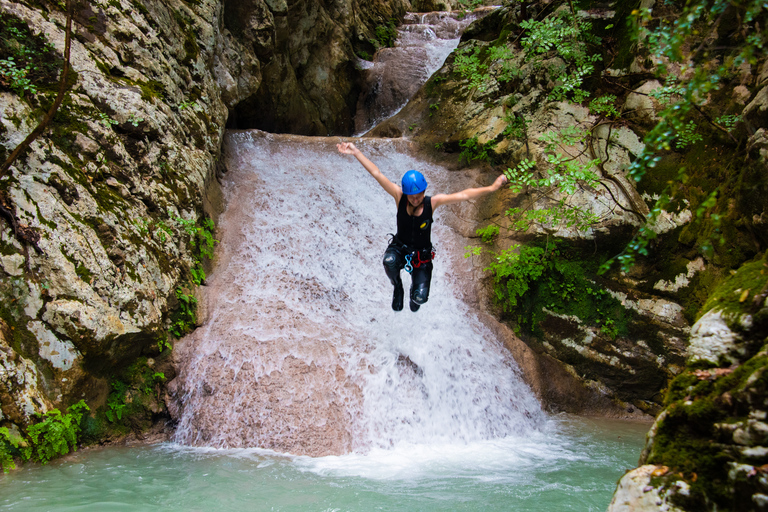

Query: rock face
left=0, top=0, right=408, bottom=434
left=223, top=0, right=411, bottom=134
left=366, top=0, right=768, bottom=424
left=609, top=255, right=768, bottom=511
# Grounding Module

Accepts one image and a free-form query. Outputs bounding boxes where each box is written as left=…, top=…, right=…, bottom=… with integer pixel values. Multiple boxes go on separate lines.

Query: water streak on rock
left=354, top=9, right=495, bottom=135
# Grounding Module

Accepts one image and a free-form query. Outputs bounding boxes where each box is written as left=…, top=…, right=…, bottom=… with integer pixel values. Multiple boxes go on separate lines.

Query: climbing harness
left=387, top=234, right=435, bottom=274
left=404, top=248, right=435, bottom=274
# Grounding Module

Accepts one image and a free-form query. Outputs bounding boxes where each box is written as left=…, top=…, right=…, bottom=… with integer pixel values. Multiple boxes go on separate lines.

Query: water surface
left=0, top=416, right=646, bottom=512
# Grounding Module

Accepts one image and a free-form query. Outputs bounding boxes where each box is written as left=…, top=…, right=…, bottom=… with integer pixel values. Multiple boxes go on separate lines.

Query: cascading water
left=170, top=133, right=545, bottom=456
left=353, top=9, right=496, bottom=135
left=0, top=11, right=648, bottom=511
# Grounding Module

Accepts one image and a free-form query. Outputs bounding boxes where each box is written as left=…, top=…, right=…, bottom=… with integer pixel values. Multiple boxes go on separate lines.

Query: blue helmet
left=401, top=170, right=427, bottom=195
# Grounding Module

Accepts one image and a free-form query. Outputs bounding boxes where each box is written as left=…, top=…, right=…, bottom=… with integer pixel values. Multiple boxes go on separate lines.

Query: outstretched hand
left=337, top=142, right=358, bottom=155
left=493, top=173, right=509, bottom=191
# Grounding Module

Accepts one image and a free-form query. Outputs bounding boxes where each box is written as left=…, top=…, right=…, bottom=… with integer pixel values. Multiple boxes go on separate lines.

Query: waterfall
left=170, top=8, right=544, bottom=457
left=170, top=133, right=544, bottom=456
left=353, top=9, right=495, bottom=135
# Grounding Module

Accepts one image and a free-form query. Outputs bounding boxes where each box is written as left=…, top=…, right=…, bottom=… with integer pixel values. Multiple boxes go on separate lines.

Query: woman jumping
left=337, top=142, right=508, bottom=312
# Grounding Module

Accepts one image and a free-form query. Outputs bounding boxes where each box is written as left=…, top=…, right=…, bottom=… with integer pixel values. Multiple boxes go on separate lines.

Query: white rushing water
left=170, top=132, right=544, bottom=456
left=353, top=9, right=496, bottom=134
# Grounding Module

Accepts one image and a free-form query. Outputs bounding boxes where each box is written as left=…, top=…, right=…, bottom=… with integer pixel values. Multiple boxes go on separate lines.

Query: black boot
left=409, top=299, right=420, bottom=312
left=392, top=281, right=404, bottom=311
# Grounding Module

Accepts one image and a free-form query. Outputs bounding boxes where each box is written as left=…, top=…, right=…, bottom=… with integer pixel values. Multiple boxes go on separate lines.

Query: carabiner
left=404, top=254, right=413, bottom=274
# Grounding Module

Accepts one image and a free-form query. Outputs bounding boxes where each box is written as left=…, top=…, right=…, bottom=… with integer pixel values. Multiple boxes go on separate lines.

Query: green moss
left=0, top=277, right=42, bottom=359
left=75, top=263, right=93, bottom=283
left=648, top=347, right=768, bottom=508
left=172, top=9, right=199, bottom=66
left=700, top=251, right=768, bottom=320
left=139, top=79, right=165, bottom=102
left=130, top=0, right=149, bottom=17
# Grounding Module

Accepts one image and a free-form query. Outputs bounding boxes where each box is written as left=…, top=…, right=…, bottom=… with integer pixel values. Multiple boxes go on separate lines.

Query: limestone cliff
left=0, top=0, right=409, bottom=443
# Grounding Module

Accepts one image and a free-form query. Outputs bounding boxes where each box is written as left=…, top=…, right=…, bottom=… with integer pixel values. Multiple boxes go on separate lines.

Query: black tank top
left=396, top=195, right=433, bottom=250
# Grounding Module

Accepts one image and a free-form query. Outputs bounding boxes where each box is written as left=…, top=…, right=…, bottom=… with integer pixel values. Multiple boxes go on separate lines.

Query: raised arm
left=337, top=142, right=402, bottom=203
left=431, top=174, right=508, bottom=210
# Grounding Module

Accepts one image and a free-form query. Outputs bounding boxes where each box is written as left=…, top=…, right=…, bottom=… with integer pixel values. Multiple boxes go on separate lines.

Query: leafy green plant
left=26, top=400, right=89, bottom=464
left=127, top=114, right=144, bottom=127
left=157, top=334, right=172, bottom=352
left=94, top=112, right=118, bottom=127
left=0, top=57, right=36, bottom=96
left=134, top=217, right=150, bottom=236
left=0, top=15, right=61, bottom=97
left=714, top=114, right=741, bottom=132
left=520, top=10, right=602, bottom=102
left=502, top=114, right=529, bottom=140
left=453, top=45, right=488, bottom=91
left=170, top=287, right=197, bottom=338
left=485, top=244, right=547, bottom=310
left=459, top=136, right=497, bottom=164
left=105, top=381, right=128, bottom=423
left=502, top=127, right=602, bottom=232
left=428, top=103, right=439, bottom=116
left=601, top=1, right=768, bottom=273
left=476, top=224, right=500, bottom=244
left=373, top=21, right=397, bottom=48
left=589, top=95, right=620, bottom=118
left=178, top=100, right=200, bottom=111
left=674, top=120, right=703, bottom=149
left=0, top=427, right=26, bottom=473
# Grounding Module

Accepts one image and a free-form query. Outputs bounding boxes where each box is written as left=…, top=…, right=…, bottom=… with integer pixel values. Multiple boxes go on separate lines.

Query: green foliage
left=485, top=244, right=547, bottom=310
left=503, top=127, right=602, bottom=232
left=478, top=241, right=632, bottom=337
left=453, top=45, right=488, bottom=91
left=373, top=21, right=397, bottom=49
left=502, top=114, right=529, bottom=140
left=135, top=211, right=218, bottom=286
left=602, top=0, right=768, bottom=272
left=674, top=120, right=703, bottom=149
left=170, top=287, right=197, bottom=338
left=504, top=158, right=537, bottom=193
left=0, top=427, right=26, bottom=473
left=0, top=57, right=36, bottom=96
left=105, top=380, right=128, bottom=423
left=476, top=224, right=500, bottom=244
left=520, top=10, right=602, bottom=102
left=94, top=112, right=118, bottom=127
left=127, top=114, right=144, bottom=127
left=714, top=114, right=741, bottom=132
left=0, top=14, right=62, bottom=97
left=428, top=103, right=440, bottom=116
left=157, top=333, right=172, bottom=352
left=457, top=0, right=482, bottom=10
left=459, top=136, right=497, bottom=164
left=26, top=400, right=89, bottom=464
left=179, top=100, right=200, bottom=111
left=589, top=95, right=619, bottom=118
left=488, top=45, right=522, bottom=83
